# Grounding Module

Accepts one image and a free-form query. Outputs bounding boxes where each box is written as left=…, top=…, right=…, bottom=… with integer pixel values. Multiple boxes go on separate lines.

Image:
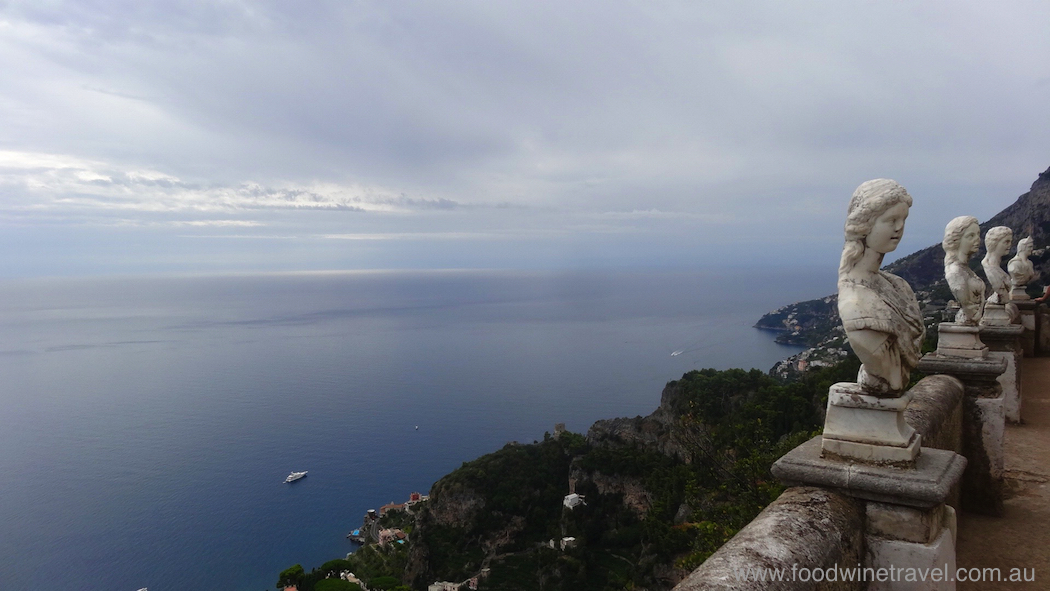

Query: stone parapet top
left=672, top=486, right=863, bottom=591
left=904, top=374, right=964, bottom=450
left=917, top=353, right=1007, bottom=380
left=772, top=436, right=967, bottom=509
left=978, top=324, right=1024, bottom=339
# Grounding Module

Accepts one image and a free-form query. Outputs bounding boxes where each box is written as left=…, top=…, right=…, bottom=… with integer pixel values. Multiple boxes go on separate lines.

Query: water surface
left=0, top=268, right=829, bottom=590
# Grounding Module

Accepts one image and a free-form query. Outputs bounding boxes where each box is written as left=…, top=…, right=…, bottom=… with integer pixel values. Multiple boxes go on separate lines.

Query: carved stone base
left=936, top=323, right=987, bottom=358
left=775, top=437, right=966, bottom=591
left=822, top=383, right=920, bottom=464
left=980, top=303, right=1013, bottom=326
left=774, top=436, right=966, bottom=508
left=1010, top=286, right=1030, bottom=301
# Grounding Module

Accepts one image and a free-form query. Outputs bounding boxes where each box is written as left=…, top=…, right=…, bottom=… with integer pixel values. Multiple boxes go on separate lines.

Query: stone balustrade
left=672, top=487, right=864, bottom=591
left=673, top=375, right=965, bottom=591
left=672, top=304, right=1049, bottom=591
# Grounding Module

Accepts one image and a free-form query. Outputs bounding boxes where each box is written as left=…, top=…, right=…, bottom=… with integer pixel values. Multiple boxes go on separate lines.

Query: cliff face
left=584, top=380, right=695, bottom=462
left=404, top=366, right=828, bottom=591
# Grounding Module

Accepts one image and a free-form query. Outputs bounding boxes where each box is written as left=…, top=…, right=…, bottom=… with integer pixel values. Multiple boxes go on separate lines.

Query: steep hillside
left=398, top=362, right=860, bottom=591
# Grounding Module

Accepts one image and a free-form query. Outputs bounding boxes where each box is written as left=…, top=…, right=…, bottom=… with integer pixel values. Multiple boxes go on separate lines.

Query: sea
left=0, top=268, right=832, bottom=591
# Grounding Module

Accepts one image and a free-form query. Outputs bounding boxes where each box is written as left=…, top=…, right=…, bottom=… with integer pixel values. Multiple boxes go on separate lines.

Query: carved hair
left=839, top=179, right=912, bottom=278
left=984, top=226, right=1012, bottom=256
left=942, top=216, right=979, bottom=266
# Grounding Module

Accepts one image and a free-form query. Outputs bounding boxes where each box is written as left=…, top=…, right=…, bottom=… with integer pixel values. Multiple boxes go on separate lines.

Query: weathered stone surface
left=982, top=226, right=1014, bottom=308
left=672, top=487, right=864, bottom=591
left=961, top=396, right=1005, bottom=516
left=866, top=524, right=957, bottom=591
left=829, top=182, right=927, bottom=461
left=904, top=375, right=963, bottom=454
left=837, top=179, right=924, bottom=396
left=866, top=503, right=959, bottom=589
left=979, top=324, right=1023, bottom=423
left=1008, top=236, right=1036, bottom=296
left=979, top=323, right=1025, bottom=348
left=773, top=436, right=966, bottom=509
left=980, top=302, right=1014, bottom=326
left=916, top=354, right=1007, bottom=386
left=1016, top=300, right=1038, bottom=356
left=942, top=216, right=985, bottom=325
left=935, top=323, right=988, bottom=358
left=916, top=353, right=1006, bottom=516
left=865, top=501, right=945, bottom=544
left=822, top=383, right=919, bottom=462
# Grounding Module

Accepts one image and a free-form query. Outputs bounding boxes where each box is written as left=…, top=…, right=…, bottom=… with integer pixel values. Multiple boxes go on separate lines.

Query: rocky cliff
left=402, top=364, right=837, bottom=590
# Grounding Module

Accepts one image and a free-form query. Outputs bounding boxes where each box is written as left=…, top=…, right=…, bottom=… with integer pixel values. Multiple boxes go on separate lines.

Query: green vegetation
left=279, top=357, right=863, bottom=590
left=275, top=544, right=409, bottom=591
left=403, top=359, right=857, bottom=590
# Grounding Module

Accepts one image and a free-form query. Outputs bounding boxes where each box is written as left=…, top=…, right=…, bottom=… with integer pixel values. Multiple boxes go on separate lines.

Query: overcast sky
left=1, top=1, right=1048, bottom=277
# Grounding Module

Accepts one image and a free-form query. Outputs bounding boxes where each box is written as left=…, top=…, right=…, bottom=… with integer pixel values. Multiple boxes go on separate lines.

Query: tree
left=277, top=564, right=305, bottom=589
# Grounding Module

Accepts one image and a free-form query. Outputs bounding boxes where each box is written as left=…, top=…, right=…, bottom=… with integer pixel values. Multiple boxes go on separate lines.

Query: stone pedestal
left=935, top=323, right=987, bottom=358
left=1010, top=286, right=1030, bottom=301
left=1015, top=300, right=1038, bottom=357
left=774, top=437, right=966, bottom=591
left=916, top=353, right=1007, bottom=516
left=866, top=503, right=958, bottom=591
left=980, top=302, right=1014, bottom=327
left=979, top=324, right=1024, bottom=423
left=822, top=383, right=920, bottom=463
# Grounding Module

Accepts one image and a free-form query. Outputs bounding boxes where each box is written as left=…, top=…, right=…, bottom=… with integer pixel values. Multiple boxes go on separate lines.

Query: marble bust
left=982, top=226, right=1013, bottom=305
left=943, top=216, right=985, bottom=325
left=837, top=179, right=925, bottom=395
left=1008, top=236, right=1036, bottom=293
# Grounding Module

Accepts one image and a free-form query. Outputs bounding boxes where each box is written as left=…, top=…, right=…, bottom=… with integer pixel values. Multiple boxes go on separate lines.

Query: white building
left=563, top=493, right=586, bottom=509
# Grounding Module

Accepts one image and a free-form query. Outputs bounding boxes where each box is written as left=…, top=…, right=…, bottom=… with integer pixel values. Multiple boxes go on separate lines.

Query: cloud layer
left=1, top=1, right=1049, bottom=275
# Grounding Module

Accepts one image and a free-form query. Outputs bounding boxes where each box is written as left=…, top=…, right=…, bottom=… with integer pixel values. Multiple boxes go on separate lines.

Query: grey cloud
left=1, top=1, right=1049, bottom=275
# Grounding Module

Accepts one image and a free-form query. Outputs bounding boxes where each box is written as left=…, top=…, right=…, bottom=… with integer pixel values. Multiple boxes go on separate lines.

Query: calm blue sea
left=0, top=268, right=831, bottom=591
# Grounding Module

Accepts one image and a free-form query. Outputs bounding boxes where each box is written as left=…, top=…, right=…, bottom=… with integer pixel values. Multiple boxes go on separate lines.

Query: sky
left=1, top=1, right=1049, bottom=277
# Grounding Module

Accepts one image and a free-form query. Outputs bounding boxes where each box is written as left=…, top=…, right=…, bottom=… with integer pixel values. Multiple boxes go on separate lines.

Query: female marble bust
left=943, top=216, right=985, bottom=325
left=982, top=226, right=1013, bottom=305
left=1008, top=237, right=1036, bottom=289
left=837, top=179, right=925, bottom=395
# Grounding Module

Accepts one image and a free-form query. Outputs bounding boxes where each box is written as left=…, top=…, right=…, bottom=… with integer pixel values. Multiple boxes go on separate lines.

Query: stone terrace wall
left=674, top=375, right=965, bottom=591
left=673, top=487, right=864, bottom=591
left=905, top=375, right=964, bottom=454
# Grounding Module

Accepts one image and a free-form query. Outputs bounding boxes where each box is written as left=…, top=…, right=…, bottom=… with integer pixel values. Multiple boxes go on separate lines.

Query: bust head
left=840, top=179, right=912, bottom=278
left=942, top=216, right=980, bottom=264
left=1017, top=237, right=1034, bottom=258
left=984, top=226, right=1013, bottom=259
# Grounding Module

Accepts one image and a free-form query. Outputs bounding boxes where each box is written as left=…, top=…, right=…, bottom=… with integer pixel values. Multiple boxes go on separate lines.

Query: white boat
left=284, top=471, right=308, bottom=483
